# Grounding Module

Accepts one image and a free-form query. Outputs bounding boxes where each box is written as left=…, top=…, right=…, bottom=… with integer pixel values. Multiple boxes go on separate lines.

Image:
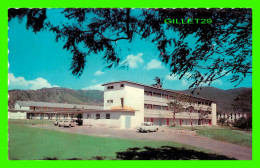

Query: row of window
left=30, top=107, right=71, bottom=111
left=144, top=91, right=212, bottom=106
left=106, top=98, right=124, bottom=107
left=107, top=84, right=124, bottom=90
left=144, top=104, right=211, bottom=114
left=218, top=113, right=245, bottom=120
left=85, top=113, right=111, bottom=119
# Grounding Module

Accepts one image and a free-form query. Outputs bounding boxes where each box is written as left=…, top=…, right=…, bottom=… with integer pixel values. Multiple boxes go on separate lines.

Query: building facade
left=9, top=101, right=103, bottom=120
left=9, top=81, right=217, bottom=129
left=102, top=81, right=217, bottom=128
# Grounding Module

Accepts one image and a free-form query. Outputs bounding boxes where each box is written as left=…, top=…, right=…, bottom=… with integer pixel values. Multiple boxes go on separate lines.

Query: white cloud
left=166, top=74, right=179, bottom=81
left=81, top=84, right=103, bottom=91
left=144, top=59, right=164, bottom=70
left=8, top=73, right=59, bottom=90
left=94, top=70, right=105, bottom=76
left=212, top=79, right=223, bottom=85
left=122, top=53, right=144, bottom=68
left=181, top=79, right=189, bottom=86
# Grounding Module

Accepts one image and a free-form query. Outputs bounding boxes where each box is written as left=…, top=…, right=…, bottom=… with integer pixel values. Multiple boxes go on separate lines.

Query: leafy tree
left=168, top=94, right=199, bottom=128
left=167, top=98, right=182, bottom=126
left=8, top=8, right=252, bottom=89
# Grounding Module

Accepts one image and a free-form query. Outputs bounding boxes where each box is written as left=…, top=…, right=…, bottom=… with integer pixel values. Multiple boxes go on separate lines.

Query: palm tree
left=152, top=76, right=163, bottom=88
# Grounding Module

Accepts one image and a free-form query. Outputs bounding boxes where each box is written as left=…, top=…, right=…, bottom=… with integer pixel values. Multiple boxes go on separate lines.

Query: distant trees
left=232, top=89, right=252, bottom=129
left=8, top=8, right=252, bottom=89
left=233, top=116, right=252, bottom=129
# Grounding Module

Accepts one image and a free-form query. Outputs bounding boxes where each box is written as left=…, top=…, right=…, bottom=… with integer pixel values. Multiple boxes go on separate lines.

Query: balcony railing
left=144, top=95, right=212, bottom=111
left=144, top=109, right=206, bottom=119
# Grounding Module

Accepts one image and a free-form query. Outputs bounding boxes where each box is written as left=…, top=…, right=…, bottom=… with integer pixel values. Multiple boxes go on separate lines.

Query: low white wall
left=8, top=111, right=27, bottom=119
left=144, top=117, right=210, bottom=126
left=83, top=111, right=135, bottom=129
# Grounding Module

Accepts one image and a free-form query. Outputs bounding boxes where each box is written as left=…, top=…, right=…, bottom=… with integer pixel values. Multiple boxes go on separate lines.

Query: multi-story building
left=102, top=81, right=217, bottom=128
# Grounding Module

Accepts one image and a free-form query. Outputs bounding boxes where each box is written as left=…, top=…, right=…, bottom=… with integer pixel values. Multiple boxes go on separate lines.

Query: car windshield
left=142, top=123, right=150, bottom=126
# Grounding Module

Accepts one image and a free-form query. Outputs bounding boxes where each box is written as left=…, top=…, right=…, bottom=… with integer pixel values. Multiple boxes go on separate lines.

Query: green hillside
left=8, top=88, right=104, bottom=108
left=8, top=87, right=252, bottom=113
left=181, top=87, right=252, bottom=113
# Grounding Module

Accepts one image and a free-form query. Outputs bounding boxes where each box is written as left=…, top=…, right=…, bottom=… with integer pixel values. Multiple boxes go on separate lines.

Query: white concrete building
left=217, top=112, right=249, bottom=123
left=100, top=81, right=217, bottom=128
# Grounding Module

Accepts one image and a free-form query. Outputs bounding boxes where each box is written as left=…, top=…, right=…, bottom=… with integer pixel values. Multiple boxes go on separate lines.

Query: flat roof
left=9, top=109, right=135, bottom=113
left=15, top=101, right=103, bottom=110
left=102, top=80, right=217, bottom=103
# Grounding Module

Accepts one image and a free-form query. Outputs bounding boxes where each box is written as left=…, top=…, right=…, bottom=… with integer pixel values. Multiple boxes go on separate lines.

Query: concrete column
left=211, top=103, right=217, bottom=125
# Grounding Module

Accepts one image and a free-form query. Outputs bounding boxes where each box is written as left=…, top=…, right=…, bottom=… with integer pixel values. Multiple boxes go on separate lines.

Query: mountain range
left=8, top=87, right=252, bottom=113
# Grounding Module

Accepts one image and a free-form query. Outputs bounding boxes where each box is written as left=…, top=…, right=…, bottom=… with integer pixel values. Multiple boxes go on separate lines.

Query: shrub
left=218, top=118, right=227, bottom=127
left=170, top=124, right=176, bottom=127
left=233, top=116, right=252, bottom=129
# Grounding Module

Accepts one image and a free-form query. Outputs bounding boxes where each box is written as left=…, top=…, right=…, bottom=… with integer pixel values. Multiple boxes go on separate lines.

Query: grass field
left=8, top=121, right=234, bottom=160
left=172, top=126, right=252, bottom=147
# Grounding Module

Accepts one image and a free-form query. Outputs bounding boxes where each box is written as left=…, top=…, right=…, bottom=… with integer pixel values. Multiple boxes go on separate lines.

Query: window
left=153, top=92, right=161, bottom=97
left=144, top=104, right=152, bottom=109
left=106, top=113, right=110, bottom=119
left=161, top=106, right=168, bottom=111
left=121, top=98, right=124, bottom=107
left=96, top=114, right=100, bottom=119
left=120, top=84, right=124, bottom=87
left=153, top=105, right=161, bottom=110
left=145, top=91, right=152, bottom=96
left=107, top=86, right=114, bottom=90
left=107, top=100, right=113, bottom=103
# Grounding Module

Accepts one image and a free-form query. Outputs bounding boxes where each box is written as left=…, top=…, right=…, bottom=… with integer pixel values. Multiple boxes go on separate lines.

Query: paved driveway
left=35, top=125, right=252, bottom=160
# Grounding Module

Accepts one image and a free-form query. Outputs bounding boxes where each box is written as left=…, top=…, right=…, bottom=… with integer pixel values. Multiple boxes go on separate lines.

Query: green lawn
left=8, top=122, right=233, bottom=160
left=172, top=126, right=252, bottom=147
left=196, top=127, right=252, bottom=147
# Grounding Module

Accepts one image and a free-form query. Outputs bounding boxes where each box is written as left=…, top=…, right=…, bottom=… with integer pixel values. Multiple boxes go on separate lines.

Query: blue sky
left=8, top=9, right=252, bottom=91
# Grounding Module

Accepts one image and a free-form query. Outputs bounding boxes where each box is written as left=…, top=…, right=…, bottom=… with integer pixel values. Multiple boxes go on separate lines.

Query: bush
left=76, top=119, right=83, bottom=126
left=233, top=116, right=252, bottom=129
left=170, top=124, right=176, bottom=127
left=218, top=118, right=227, bottom=126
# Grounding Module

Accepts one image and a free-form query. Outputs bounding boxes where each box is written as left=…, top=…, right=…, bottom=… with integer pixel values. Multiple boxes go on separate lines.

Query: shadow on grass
left=115, top=146, right=235, bottom=160
left=41, top=146, right=235, bottom=160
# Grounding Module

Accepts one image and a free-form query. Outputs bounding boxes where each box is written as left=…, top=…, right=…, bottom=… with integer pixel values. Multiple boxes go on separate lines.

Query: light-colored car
left=63, top=120, right=77, bottom=127
left=137, top=122, right=159, bottom=133
left=58, top=120, right=65, bottom=127
left=53, top=120, right=59, bottom=126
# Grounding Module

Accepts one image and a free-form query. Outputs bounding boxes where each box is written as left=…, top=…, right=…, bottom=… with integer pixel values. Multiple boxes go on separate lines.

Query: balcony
left=144, top=95, right=168, bottom=103
left=144, top=109, right=201, bottom=119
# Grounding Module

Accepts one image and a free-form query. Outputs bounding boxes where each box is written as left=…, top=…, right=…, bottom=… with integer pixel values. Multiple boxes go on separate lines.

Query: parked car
left=63, top=120, right=77, bottom=127
left=58, top=120, right=65, bottom=127
left=53, top=120, right=59, bottom=126
left=137, top=122, right=159, bottom=133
